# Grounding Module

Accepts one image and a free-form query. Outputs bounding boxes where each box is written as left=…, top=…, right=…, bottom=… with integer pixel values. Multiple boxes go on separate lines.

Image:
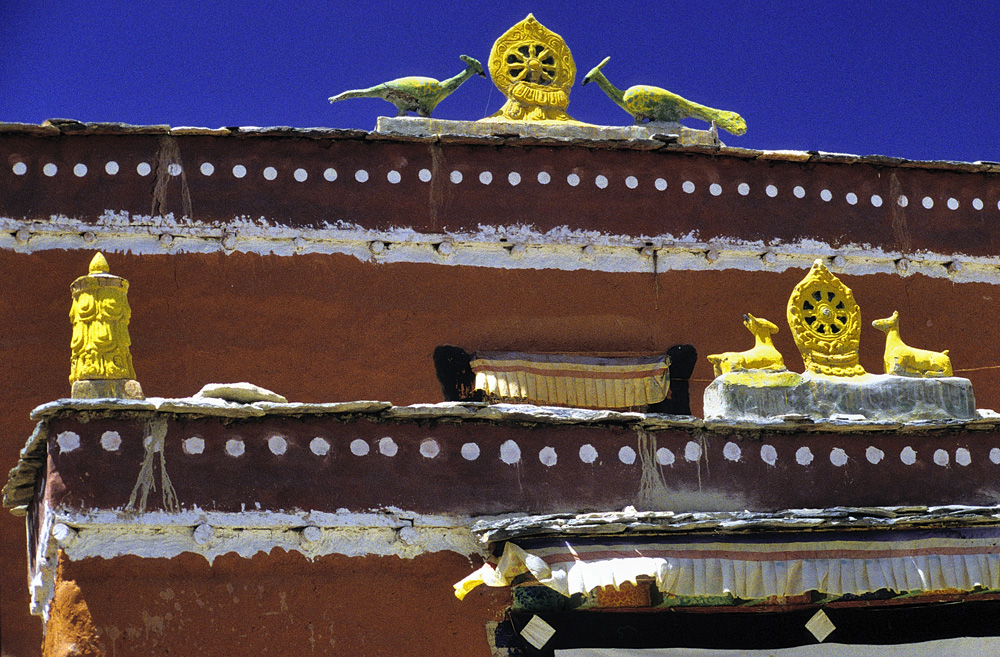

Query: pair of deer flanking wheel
left=712, top=260, right=954, bottom=380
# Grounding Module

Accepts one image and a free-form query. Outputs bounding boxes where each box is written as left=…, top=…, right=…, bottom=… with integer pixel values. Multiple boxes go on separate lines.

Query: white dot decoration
left=738, top=182, right=750, bottom=196
left=184, top=437, right=205, bottom=455
left=420, top=439, right=440, bottom=458
left=619, top=446, right=637, bottom=465
left=324, top=168, right=338, bottom=181
left=866, top=446, right=884, bottom=464
left=991, top=448, right=1000, bottom=464
left=973, top=198, right=984, bottom=210
left=262, top=166, right=277, bottom=180
left=845, top=192, right=858, bottom=205
left=947, top=198, right=959, bottom=210
left=500, top=439, right=521, bottom=464
left=101, top=431, right=122, bottom=452
left=12, top=162, right=27, bottom=175
left=709, top=183, right=722, bottom=196
left=684, top=441, right=702, bottom=462
left=226, top=439, right=245, bottom=457
left=922, top=196, right=934, bottom=209
left=933, top=449, right=949, bottom=466
left=766, top=184, right=778, bottom=197
left=379, top=437, right=398, bottom=457
left=43, top=163, right=58, bottom=177
left=310, top=437, right=330, bottom=456
left=830, top=448, right=848, bottom=467
left=199, top=162, right=213, bottom=176
left=294, top=168, right=308, bottom=182
left=350, top=439, right=369, bottom=456
left=268, top=435, right=288, bottom=455
left=539, top=446, right=558, bottom=467
left=567, top=173, right=580, bottom=186
left=57, top=431, right=80, bottom=453
left=625, top=176, right=639, bottom=189
left=897, top=195, right=908, bottom=207
left=655, top=178, right=668, bottom=191
left=232, top=164, right=247, bottom=178
left=168, top=163, right=182, bottom=177
left=461, top=442, right=480, bottom=461
left=723, top=442, right=741, bottom=462
left=479, top=171, right=493, bottom=185
left=900, top=446, right=917, bottom=465
left=871, top=194, right=883, bottom=207
left=820, top=189, right=832, bottom=202
left=416, top=168, right=431, bottom=182
left=508, top=171, right=521, bottom=186
left=595, top=175, right=608, bottom=189
left=656, top=447, right=674, bottom=466
left=387, top=170, right=401, bottom=184
left=450, top=170, right=463, bottom=184
left=100, top=431, right=122, bottom=451
left=795, top=446, right=813, bottom=466
left=761, top=444, right=778, bottom=466
left=956, top=448, right=972, bottom=466
left=682, top=181, right=695, bottom=194
left=537, top=171, right=551, bottom=184
left=355, top=169, right=369, bottom=183
left=579, top=444, right=598, bottom=464
left=793, top=185, right=805, bottom=198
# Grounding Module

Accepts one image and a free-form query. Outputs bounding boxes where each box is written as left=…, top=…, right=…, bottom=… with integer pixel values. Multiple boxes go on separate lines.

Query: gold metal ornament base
left=71, top=379, right=145, bottom=400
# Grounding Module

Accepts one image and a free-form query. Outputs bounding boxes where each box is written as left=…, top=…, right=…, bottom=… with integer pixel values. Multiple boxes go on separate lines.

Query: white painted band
left=1, top=214, right=997, bottom=283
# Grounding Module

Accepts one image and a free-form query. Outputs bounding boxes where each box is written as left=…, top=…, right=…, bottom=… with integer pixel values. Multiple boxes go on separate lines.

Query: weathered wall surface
left=3, top=128, right=999, bottom=654
left=4, top=249, right=1000, bottom=653
left=44, top=550, right=507, bottom=657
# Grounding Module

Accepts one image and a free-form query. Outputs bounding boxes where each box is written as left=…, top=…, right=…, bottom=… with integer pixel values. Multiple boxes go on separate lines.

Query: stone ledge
left=705, top=371, right=976, bottom=422
left=376, top=116, right=721, bottom=146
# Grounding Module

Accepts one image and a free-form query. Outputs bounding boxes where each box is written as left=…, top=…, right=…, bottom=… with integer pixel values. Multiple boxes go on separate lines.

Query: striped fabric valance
left=455, top=528, right=1000, bottom=601
left=470, top=351, right=670, bottom=409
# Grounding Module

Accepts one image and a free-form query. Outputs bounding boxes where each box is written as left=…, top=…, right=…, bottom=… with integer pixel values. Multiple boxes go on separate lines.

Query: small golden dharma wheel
left=69, top=253, right=144, bottom=399
left=481, top=14, right=581, bottom=123
left=787, top=259, right=866, bottom=377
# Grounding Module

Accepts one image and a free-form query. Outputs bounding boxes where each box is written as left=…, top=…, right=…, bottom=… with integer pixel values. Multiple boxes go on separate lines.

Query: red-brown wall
left=4, top=249, right=1000, bottom=653
left=45, top=550, right=507, bottom=657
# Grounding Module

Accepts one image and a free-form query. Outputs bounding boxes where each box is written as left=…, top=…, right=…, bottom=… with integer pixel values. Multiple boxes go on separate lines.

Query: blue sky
left=2, top=1, right=997, bottom=162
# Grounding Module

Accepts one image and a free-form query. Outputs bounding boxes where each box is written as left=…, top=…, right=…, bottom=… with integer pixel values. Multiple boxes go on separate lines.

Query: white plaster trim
left=2, top=213, right=999, bottom=283
left=50, top=508, right=483, bottom=561
left=28, top=505, right=485, bottom=618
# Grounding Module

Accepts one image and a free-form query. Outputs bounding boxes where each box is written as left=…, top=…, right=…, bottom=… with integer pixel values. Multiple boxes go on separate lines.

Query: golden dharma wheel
left=787, top=260, right=866, bottom=377
left=484, top=14, right=578, bottom=122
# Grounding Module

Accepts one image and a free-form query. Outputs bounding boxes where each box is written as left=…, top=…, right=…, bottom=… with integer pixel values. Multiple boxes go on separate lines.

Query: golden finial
left=480, top=14, right=583, bottom=123
left=70, top=253, right=144, bottom=399
left=88, top=252, right=110, bottom=274
left=786, top=260, right=865, bottom=377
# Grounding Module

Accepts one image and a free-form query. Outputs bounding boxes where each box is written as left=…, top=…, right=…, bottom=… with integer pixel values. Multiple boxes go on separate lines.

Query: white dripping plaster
left=29, top=504, right=487, bottom=620
left=30, top=500, right=57, bottom=621
left=3, top=211, right=1000, bottom=283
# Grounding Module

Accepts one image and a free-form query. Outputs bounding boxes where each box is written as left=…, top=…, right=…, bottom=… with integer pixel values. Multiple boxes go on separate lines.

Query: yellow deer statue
left=707, top=314, right=786, bottom=377
left=872, top=311, right=952, bottom=377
